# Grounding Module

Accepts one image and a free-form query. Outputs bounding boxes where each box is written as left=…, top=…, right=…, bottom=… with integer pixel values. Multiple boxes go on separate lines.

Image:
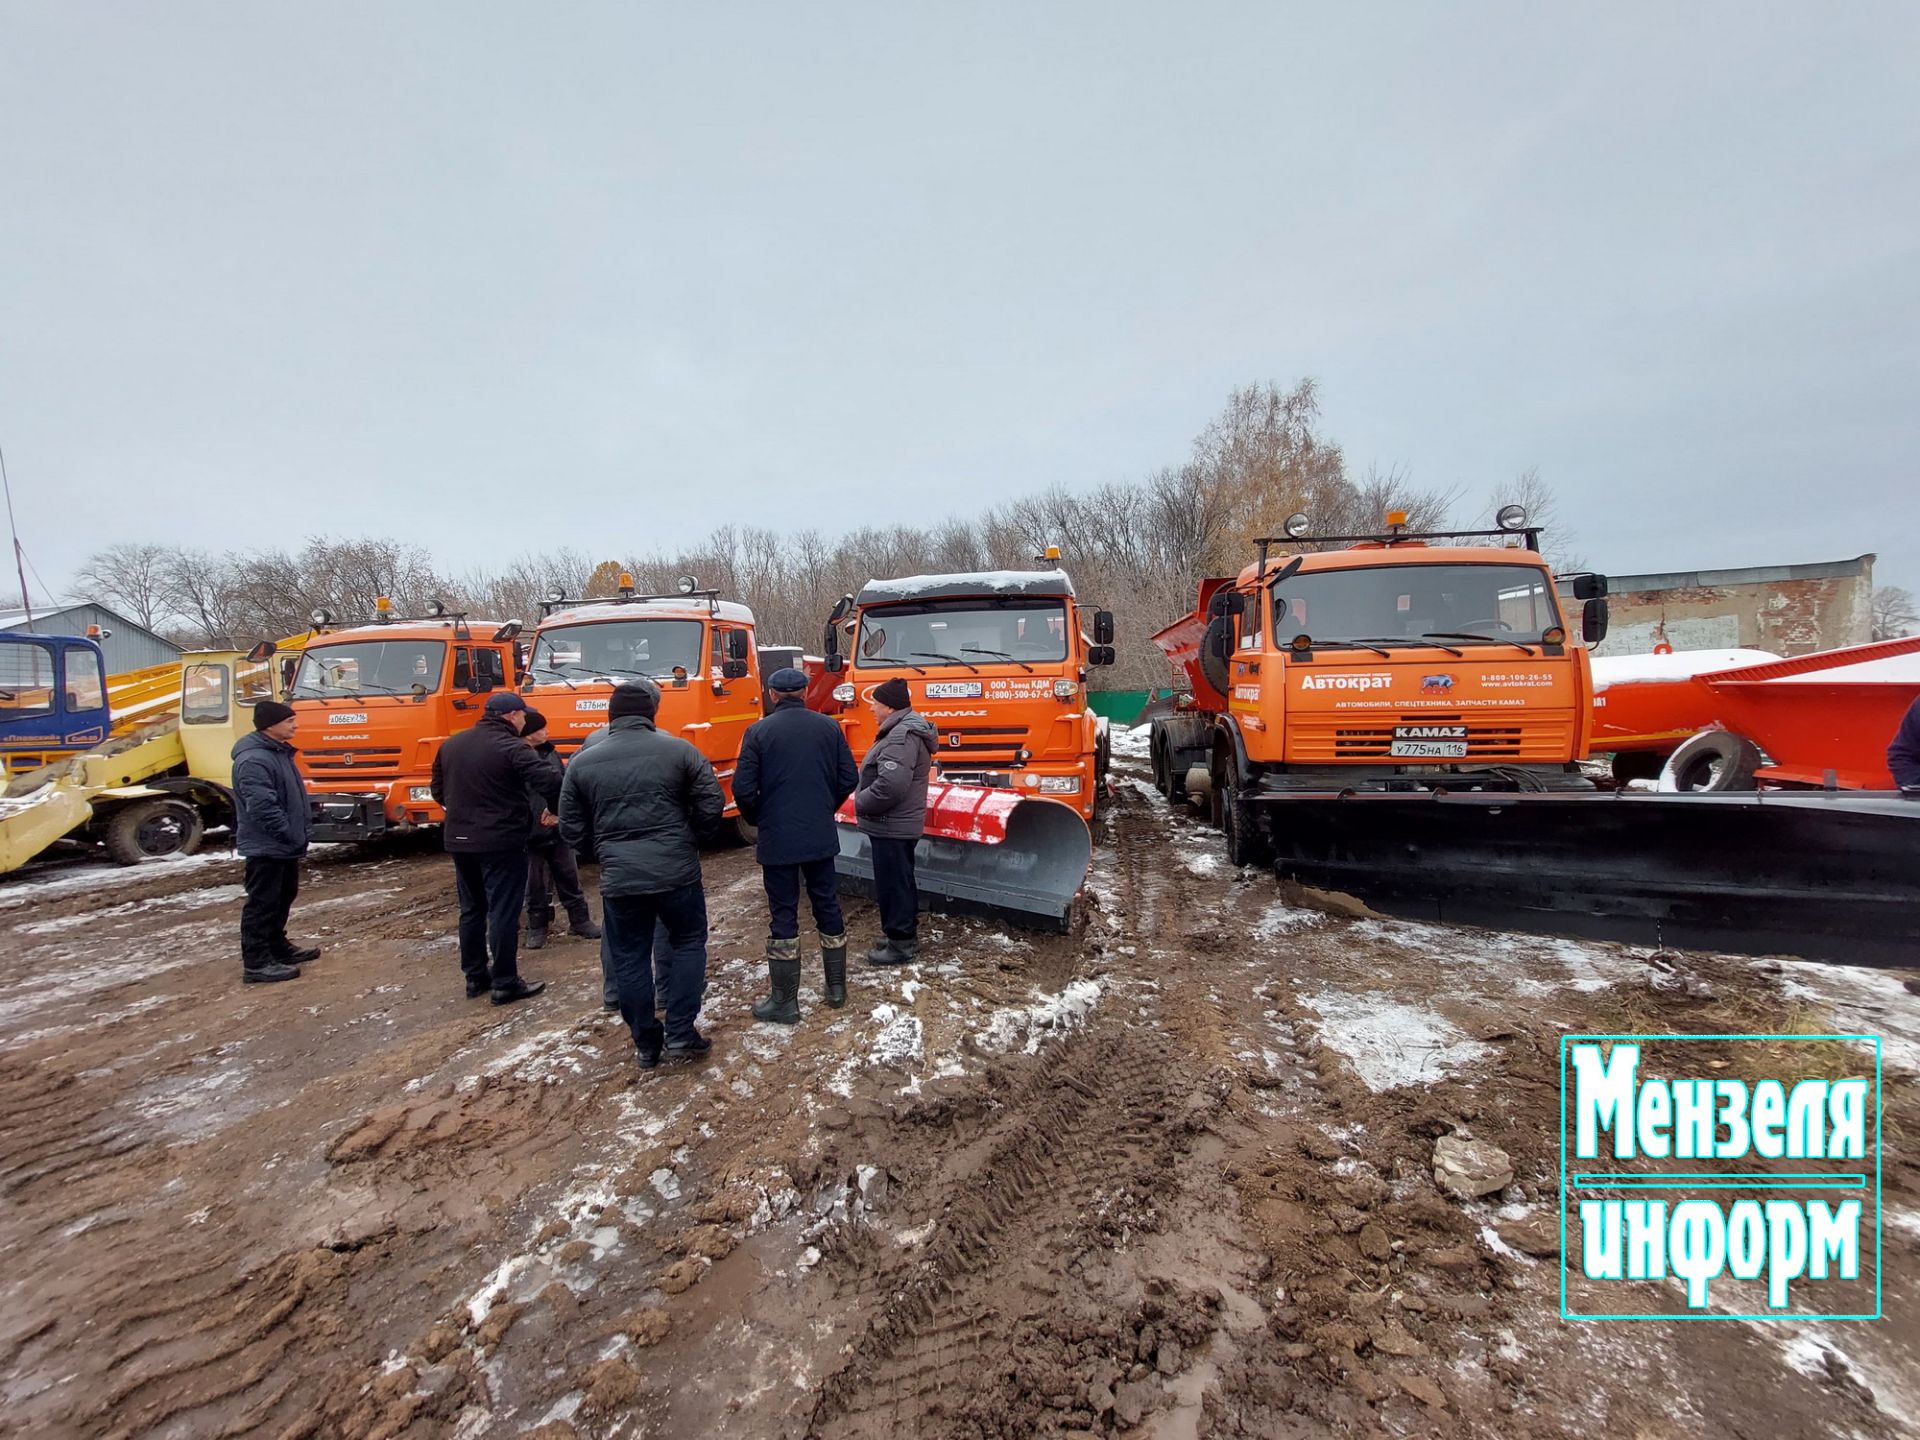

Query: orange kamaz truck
left=1148, top=507, right=1611, bottom=864
left=810, top=561, right=1111, bottom=928
left=290, top=601, right=524, bottom=841
left=519, top=575, right=763, bottom=843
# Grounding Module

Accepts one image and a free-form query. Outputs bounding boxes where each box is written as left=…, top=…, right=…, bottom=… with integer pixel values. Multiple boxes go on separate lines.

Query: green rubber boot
left=751, top=937, right=802, bottom=1025
left=821, top=931, right=848, bottom=1009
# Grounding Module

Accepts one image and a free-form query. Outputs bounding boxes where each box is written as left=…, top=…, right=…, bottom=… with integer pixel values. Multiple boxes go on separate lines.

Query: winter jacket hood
left=231, top=731, right=310, bottom=859
left=558, top=715, right=726, bottom=895
left=733, top=694, right=859, bottom=866
left=853, top=708, right=936, bottom=839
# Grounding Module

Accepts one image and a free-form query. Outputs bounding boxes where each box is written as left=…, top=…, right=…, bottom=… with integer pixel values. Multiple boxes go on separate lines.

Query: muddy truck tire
left=1660, top=729, right=1762, bottom=793
left=101, top=797, right=205, bottom=866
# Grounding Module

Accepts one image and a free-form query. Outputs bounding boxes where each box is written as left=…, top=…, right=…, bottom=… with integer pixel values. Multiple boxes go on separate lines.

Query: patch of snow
left=1256, top=900, right=1324, bottom=936
left=1297, top=990, right=1490, bottom=1091
left=1777, top=960, right=1920, bottom=1075
left=1182, top=850, right=1223, bottom=876
left=0, top=850, right=234, bottom=909
left=12, top=884, right=246, bottom=934
left=1590, top=649, right=1779, bottom=690
left=975, top=978, right=1105, bottom=1055
left=1108, top=724, right=1154, bottom=760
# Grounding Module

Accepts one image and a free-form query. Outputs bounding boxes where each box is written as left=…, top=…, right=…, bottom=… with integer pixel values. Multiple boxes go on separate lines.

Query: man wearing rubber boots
left=560, top=680, right=725, bottom=1069
left=854, top=676, right=936, bottom=966
left=733, top=667, right=859, bottom=1022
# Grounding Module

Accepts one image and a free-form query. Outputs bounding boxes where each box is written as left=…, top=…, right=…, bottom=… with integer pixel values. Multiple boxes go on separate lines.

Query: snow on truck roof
left=856, top=569, right=1076, bottom=605
left=538, top=598, right=756, bottom=628
left=1238, top=545, right=1550, bottom=583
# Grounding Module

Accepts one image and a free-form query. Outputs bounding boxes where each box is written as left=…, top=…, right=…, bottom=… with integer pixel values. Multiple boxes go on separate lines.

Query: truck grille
left=302, top=746, right=405, bottom=779
left=927, top=725, right=1030, bottom=760
left=1287, top=715, right=1572, bottom=763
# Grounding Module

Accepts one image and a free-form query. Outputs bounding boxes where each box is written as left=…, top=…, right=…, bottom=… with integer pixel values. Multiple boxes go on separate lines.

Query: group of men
left=228, top=667, right=938, bottom=1073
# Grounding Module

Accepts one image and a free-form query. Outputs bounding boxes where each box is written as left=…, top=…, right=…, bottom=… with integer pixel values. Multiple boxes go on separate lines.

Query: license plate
left=328, top=712, right=368, bottom=725
left=1390, top=740, right=1468, bottom=759
left=925, top=681, right=983, bottom=699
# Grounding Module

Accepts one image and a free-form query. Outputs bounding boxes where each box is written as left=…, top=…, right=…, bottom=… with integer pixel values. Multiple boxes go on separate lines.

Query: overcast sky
left=3, top=3, right=1915, bottom=608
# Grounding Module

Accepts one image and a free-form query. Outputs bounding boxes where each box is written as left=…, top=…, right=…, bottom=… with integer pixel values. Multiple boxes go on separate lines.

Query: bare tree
left=1482, top=467, right=1584, bottom=570
left=1872, top=585, right=1918, bottom=641
left=74, top=542, right=175, bottom=630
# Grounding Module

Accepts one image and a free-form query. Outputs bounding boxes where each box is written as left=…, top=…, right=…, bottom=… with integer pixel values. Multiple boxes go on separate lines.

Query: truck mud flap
left=1259, top=789, right=1920, bottom=967
left=834, top=788, right=1092, bottom=933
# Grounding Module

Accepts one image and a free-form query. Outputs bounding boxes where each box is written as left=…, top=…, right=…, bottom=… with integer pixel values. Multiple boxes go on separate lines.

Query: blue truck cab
left=0, top=633, right=110, bottom=777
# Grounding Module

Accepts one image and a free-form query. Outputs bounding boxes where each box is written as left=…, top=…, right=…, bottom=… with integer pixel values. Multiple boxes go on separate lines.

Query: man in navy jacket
left=1890, top=696, right=1920, bottom=793
left=231, top=700, right=315, bottom=984
left=732, top=668, right=859, bottom=1022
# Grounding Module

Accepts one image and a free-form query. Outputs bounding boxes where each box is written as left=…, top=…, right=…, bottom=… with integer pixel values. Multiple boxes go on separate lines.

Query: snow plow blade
left=835, top=785, right=1092, bottom=932
left=1259, top=789, right=1920, bottom=967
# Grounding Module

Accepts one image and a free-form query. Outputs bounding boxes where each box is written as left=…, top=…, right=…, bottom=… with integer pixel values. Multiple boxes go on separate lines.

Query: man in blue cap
left=732, top=667, right=859, bottom=1022
left=431, top=689, right=556, bottom=1005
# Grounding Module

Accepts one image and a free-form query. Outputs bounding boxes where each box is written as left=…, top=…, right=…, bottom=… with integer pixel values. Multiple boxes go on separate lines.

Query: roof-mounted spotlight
left=676, top=575, right=698, bottom=595
left=1282, top=512, right=1311, bottom=539
left=1496, top=503, right=1529, bottom=532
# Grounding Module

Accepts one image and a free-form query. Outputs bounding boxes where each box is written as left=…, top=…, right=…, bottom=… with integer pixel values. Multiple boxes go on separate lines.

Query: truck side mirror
left=1088, top=645, right=1116, bottom=667
left=245, top=640, right=277, bottom=664
left=1092, top=610, right=1115, bottom=646
left=1583, top=597, right=1609, bottom=646
left=453, top=650, right=473, bottom=690
left=721, top=658, right=750, bottom=680
left=823, top=653, right=846, bottom=674
left=726, top=629, right=750, bottom=661
left=1568, top=573, right=1609, bottom=601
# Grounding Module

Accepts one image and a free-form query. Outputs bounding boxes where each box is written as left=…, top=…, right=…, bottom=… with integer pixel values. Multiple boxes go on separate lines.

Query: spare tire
left=1660, top=729, right=1762, bottom=793
left=1198, top=617, right=1233, bottom=697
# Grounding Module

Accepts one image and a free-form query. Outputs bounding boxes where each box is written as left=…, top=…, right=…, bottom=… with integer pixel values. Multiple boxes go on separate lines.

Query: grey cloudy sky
left=3, top=3, right=1916, bottom=604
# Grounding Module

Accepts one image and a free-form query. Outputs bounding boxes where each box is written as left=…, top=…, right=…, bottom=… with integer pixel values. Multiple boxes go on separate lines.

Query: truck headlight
left=832, top=683, right=855, bottom=704
left=1036, top=776, right=1080, bottom=794
left=408, top=786, right=433, bottom=801
left=1053, top=679, right=1079, bottom=699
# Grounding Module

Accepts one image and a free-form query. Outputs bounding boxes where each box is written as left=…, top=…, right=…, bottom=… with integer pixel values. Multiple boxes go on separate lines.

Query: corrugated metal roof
left=1605, top=553, right=1875, bottom=594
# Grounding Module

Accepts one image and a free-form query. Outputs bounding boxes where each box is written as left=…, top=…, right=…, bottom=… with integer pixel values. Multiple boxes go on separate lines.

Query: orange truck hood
left=293, top=695, right=447, bottom=786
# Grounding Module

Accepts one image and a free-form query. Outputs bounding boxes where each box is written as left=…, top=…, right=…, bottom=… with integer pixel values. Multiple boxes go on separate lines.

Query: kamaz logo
left=1397, top=725, right=1468, bottom=740
left=1299, top=673, right=1391, bottom=691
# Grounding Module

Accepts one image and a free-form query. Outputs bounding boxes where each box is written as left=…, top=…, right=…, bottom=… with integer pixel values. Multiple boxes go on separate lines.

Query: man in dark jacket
left=734, top=667, right=859, bottom=1022
left=854, top=677, right=937, bottom=966
left=1891, top=696, right=1920, bottom=794
left=560, top=680, right=725, bottom=1068
left=431, top=691, right=554, bottom=1005
left=231, top=699, right=317, bottom=983
left=520, top=708, right=603, bottom=950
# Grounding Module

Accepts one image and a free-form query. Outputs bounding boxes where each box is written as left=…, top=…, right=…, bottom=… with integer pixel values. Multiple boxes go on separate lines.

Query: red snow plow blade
left=834, top=783, right=1093, bottom=931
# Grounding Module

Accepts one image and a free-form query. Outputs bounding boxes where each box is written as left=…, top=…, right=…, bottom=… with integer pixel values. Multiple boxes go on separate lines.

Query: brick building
left=1592, top=554, right=1874, bottom=658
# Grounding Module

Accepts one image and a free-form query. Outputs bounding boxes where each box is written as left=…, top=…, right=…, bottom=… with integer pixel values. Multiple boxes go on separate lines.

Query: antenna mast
left=0, top=437, right=31, bottom=627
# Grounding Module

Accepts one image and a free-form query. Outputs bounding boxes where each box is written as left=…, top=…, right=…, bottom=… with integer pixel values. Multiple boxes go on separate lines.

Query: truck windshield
left=529, top=620, right=705, bottom=681
left=856, top=599, right=1070, bottom=667
left=1269, top=564, right=1562, bottom=645
left=291, top=641, right=447, bottom=698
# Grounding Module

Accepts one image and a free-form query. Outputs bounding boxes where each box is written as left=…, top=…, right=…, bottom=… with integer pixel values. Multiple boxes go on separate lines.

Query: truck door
left=702, top=622, right=761, bottom=772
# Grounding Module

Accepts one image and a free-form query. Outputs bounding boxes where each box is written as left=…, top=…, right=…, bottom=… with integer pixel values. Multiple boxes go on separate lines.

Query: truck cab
left=519, top=576, right=763, bottom=839
left=288, top=603, right=524, bottom=841
left=0, top=632, right=109, bottom=777
left=820, top=566, right=1116, bottom=820
left=1151, top=509, right=1610, bottom=861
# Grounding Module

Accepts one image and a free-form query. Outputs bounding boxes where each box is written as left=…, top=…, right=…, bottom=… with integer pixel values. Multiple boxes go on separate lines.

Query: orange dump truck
left=811, top=563, right=1111, bottom=928
left=290, top=603, right=524, bottom=842
left=519, top=576, right=762, bottom=843
left=1145, top=509, right=1920, bottom=964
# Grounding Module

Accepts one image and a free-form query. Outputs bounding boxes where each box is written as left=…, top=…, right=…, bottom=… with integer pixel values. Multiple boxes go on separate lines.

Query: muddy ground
left=2, top=729, right=1916, bottom=1440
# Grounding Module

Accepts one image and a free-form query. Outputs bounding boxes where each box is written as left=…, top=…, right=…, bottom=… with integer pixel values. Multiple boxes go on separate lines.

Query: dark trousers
left=869, top=836, right=920, bottom=942
left=527, top=842, right=591, bottom=929
left=240, top=856, right=301, bottom=966
left=453, top=848, right=529, bottom=986
left=599, top=920, right=673, bottom=1007
left=603, top=884, right=708, bottom=1049
left=763, top=856, right=844, bottom=940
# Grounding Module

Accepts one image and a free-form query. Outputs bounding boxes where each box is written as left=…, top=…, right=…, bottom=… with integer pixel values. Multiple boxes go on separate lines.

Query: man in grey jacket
left=560, top=680, right=725, bottom=1068
left=854, top=677, right=937, bottom=966
left=230, top=700, right=317, bottom=984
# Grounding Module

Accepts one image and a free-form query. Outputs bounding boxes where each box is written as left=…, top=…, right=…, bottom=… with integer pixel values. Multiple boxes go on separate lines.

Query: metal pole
left=0, top=437, right=31, bottom=627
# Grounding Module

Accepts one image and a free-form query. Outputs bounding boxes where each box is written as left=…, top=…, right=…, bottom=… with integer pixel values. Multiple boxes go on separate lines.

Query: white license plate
left=1390, top=740, right=1468, bottom=759
left=328, top=712, right=368, bottom=725
left=925, top=681, right=983, bottom=699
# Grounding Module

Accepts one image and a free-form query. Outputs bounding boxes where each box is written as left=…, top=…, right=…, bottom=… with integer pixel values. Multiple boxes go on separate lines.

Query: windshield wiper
left=960, top=646, right=1033, bottom=673
left=1423, top=631, right=1539, bottom=657
left=1342, top=637, right=1466, bottom=658
left=910, top=651, right=980, bottom=672
left=1302, top=639, right=1392, bottom=659
left=865, top=657, right=926, bottom=673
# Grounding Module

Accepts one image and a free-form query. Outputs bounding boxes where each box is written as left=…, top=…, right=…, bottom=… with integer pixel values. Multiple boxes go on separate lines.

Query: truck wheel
left=719, top=815, right=758, bottom=848
left=1219, top=780, right=1270, bottom=867
left=103, top=798, right=205, bottom=866
left=1610, top=750, right=1665, bottom=786
left=1150, top=732, right=1169, bottom=795
left=1660, top=730, right=1762, bottom=793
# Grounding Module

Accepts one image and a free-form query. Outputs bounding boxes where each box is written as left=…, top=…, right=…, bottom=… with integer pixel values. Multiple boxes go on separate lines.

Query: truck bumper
left=308, top=785, right=443, bottom=843
left=932, top=761, right=1095, bottom=818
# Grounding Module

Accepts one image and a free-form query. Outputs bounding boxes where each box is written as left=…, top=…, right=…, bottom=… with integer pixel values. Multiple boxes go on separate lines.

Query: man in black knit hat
left=231, top=699, right=316, bottom=983
left=561, top=680, right=725, bottom=1069
left=854, top=676, right=935, bottom=966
